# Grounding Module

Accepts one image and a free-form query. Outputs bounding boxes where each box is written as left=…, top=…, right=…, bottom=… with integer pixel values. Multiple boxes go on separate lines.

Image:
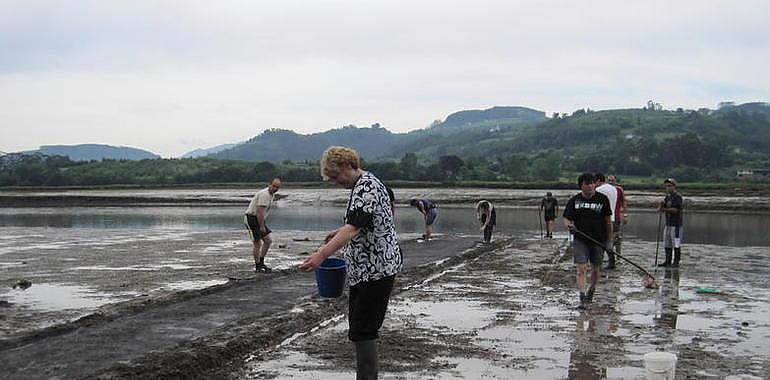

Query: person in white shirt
left=244, top=178, right=281, bottom=272
left=594, top=173, right=618, bottom=269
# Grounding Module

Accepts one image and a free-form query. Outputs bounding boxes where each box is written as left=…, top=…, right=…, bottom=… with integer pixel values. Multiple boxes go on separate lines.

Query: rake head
left=642, top=275, right=660, bottom=289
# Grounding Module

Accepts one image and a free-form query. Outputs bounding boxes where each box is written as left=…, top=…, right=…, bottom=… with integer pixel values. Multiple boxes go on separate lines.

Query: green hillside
left=212, top=106, right=545, bottom=162
left=2, top=103, right=769, bottom=187
left=212, top=125, right=408, bottom=162
left=23, top=144, right=160, bottom=161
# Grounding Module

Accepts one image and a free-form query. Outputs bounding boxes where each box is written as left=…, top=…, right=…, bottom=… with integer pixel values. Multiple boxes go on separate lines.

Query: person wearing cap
left=476, top=200, right=496, bottom=243
left=563, top=173, right=613, bottom=308
left=300, top=146, right=402, bottom=380
left=540, top=192, right=558, bottom=238
left=658, top=178, right=684, bottom=267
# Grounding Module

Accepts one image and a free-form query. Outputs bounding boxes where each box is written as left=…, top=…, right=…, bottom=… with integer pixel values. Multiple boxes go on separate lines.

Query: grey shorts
left=425, top=208, right=438, bottom=226
left=573, top=238, right=604, bottom=265
left=663, top=225, right=683, bottom=248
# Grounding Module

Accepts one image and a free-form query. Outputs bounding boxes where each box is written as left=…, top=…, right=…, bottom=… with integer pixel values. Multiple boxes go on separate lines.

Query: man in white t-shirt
left=594, top=173, right=618, bottom=269
left=244, top=178, right=281, bottom=272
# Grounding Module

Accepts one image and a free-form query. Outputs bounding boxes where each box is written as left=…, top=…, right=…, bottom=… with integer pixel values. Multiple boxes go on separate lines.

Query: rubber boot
left=658, top=248, right=672, bottom=267
left=355, top=339, right=378, bottom=380
left=605, top=252, right=616, bottom=270
left=672, top=248, right=681, bottom=267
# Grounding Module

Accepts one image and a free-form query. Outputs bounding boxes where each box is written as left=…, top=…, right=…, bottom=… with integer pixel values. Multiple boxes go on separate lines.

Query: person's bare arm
left=256, top=206, right=267, bottom=233
left=299, top=224, right=360, bottom=271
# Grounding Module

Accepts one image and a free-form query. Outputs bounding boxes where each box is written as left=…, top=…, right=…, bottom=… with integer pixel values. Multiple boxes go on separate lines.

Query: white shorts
left=663, top=225, right=683, bottom=249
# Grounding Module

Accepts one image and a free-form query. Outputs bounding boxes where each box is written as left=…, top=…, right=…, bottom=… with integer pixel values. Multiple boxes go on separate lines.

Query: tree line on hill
left=2, top=103, right=769, bottom=187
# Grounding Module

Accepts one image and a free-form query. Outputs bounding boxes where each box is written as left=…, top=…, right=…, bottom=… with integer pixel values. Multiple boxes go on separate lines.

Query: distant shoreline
left=1, top=189, right=769, bottom=212
left=1, top=180, right=769, bottom=193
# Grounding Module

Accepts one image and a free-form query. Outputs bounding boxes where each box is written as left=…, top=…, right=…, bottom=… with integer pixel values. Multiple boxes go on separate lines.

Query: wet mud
left=1, top=188, right=769, bottom=378
left=243, top=238, right=770, bottom=379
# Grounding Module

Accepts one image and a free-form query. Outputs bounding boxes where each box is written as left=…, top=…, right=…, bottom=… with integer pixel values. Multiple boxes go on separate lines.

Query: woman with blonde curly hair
left=301, top=146, right=402, bottom=380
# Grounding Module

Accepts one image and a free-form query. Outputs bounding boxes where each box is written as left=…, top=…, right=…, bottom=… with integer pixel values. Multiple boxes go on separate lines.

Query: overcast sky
left=1, top=0, right=768, bottom=157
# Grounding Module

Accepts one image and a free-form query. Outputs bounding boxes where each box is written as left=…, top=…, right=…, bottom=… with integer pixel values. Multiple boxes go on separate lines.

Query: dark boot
left=605, top=252, right=616, bottom=270
left=355, top=339, right=378, bottom=380
left=672, top=248, right=681, bottom=267
left=658, top=248, right=672, bottom=267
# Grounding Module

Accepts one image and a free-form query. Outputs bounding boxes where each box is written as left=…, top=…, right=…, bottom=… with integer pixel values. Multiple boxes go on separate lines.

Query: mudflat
left=2, top=234, right=769, bottom=379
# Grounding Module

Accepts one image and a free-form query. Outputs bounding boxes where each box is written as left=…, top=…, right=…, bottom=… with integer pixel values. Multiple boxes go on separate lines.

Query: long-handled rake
left=654, top=211, right=663, bottom=267
left=538, top=208, right=543, bottom=239
left=572, top=227, right=660, bottom=289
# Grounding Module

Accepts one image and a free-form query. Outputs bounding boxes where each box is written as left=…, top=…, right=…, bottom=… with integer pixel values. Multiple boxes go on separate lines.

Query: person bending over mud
left=244, top=177, right=281, bottom=272
left=410, top=198, right=438, bottom=241
left=476, top=200, right=496, bottom=243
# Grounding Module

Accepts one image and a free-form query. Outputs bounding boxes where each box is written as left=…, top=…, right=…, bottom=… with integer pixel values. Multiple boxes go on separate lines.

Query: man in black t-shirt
left=657, top=178, right=684, bottom=268
left=540, top=192, right=558, bottom=238
left=563, top=173, right=613, bottom=308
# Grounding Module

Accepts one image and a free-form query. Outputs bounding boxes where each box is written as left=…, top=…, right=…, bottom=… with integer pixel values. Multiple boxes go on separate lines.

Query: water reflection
left=569, top=313, right=606, bottom=379
left=6, top=283, right=113, bottom=310
left=655, top=269, right=680, bottom=330
left=0, top=206, right=768, bottom=246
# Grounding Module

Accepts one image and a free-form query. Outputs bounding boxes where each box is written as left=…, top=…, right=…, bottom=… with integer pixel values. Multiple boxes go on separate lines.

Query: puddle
left=391, top=299, right=498, bottom=331
left=160, top=279, right=228, bottom=291
left=70, top=263, right=196, bottom=271
left=3, top=283, right=113, bottom=310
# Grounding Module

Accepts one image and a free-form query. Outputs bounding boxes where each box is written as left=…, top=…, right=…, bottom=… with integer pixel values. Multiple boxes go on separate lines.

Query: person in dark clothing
left=563, top=173, right=613, bottom=308
left=410, top=198, right=438, bottom=241
left=657, top=178, right=684, bottom=268
left=476, top=200, right=496, bottom=243
left=540, top=192, right=558, bottom=238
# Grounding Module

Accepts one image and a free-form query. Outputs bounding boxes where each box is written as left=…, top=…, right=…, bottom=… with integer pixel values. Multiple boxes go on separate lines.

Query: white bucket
left=643, top=351, right=677, bottom=380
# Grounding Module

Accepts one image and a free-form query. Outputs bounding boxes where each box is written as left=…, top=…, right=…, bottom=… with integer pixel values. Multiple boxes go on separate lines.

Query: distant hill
left=212, top=106, right=546, bottom=162
left=713, top=102, right=770, bottom=118
left=22, top=144, right=160, bottom=161
left=212, top=125, right=407, bottom=162
left=438, top=106, right=545, bottom=130
left=181, top=143, right=238, bottom=158
left=4, top=102, right=770, bottom=186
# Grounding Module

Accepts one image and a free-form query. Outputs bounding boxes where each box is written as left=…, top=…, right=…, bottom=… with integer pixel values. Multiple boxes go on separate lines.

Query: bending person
left=244, top=177, right=281, bottom=272
left=476, top=200, right=496, bottom=243
left=410, top=198, right=438, bottom=241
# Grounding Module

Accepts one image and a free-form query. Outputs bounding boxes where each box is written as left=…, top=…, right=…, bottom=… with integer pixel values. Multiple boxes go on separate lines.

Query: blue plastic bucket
left=315, top=257, right=347, bottom=297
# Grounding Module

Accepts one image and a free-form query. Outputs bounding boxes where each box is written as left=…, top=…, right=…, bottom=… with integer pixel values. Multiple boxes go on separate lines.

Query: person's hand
left=260, top=227, right=267, bottom=234
left=623, top=214, right=629, bottom=225
left=299, top=251, right=326, bottom=272
left=324, top=229, right=339, bottom=243
left=567, top=224, right=575, bottom=234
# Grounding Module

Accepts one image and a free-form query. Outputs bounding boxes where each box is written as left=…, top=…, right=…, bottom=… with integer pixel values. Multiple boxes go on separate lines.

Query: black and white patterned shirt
left=343, top=171, right=402, bottom=286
